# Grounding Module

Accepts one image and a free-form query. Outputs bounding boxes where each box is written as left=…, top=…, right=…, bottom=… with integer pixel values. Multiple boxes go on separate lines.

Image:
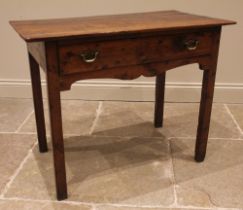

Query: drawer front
left=59, top=31, right=214, bottom=75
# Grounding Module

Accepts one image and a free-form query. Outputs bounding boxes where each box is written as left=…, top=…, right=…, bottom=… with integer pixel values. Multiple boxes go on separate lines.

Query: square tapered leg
left=154, top=72, right=166, bottom=128
left=46, top=42, right=68, bottom=200
left=28, top=53, right=48, bottom=153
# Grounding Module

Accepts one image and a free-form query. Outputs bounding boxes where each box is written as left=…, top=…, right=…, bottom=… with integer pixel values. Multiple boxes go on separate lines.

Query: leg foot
left=195, top=153, right=206, bottom=162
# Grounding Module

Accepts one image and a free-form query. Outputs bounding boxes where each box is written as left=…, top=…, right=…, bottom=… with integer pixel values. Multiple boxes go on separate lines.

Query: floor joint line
left=0, top=196, right=241, bottom=210
left=88, top=101, right=103, bottom=135
left=14, top=110, right=34, bottom=133
left=167, top=139, right=179, bottom=208
left=224, top=104, right=243, bottom=135
left=169, top=136, right=243, bottom=141
left=0, top=141, right=37, bottom=197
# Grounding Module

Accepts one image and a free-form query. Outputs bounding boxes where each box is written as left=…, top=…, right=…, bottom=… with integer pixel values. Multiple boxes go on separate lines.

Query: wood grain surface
left=58, top=30, right=214, bottom=75
left=10, top=10, right=235, bottom=42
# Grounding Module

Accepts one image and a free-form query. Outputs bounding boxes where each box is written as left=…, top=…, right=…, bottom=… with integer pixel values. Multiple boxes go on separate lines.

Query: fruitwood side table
left=10, top=10, right=235, bottom=200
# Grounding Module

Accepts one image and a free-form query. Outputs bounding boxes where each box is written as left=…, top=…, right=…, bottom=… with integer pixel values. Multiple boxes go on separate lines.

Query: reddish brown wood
left=58, top=30, right=214, bottom=75
left=9, top=10, right=235, bottom=42
left=45, top=42, right=67, bottom=200
left=195, top=28, right=222, bottom=162
left=27, top=42, right=47, bottom=71
left=154, top=73, right=166, bottom=128
left=28, top=53, right=48, bottom=153
left=59, top=55, right=211, bottom=91
left=10, top=11, right=236, bottom=201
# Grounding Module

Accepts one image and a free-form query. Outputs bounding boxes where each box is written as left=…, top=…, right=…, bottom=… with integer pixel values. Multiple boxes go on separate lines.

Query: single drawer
left=58, top=31, right=214, bottom=75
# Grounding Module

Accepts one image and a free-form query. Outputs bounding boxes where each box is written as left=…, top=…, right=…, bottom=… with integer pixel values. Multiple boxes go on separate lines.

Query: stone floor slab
left=19, top=100, right=99, bottom=135
left=5, top=136, right=174, bottom=206
left=92, top=102, right=242, bottom=139
left=0, top=200, right=92, bottom=210
left=171, top=138, right=243, bottom=208
left=1, top=99, right=243, bottom=209
left=0, top=134, right=36, bottom=194
left=0, top=98, right=33, bottom=132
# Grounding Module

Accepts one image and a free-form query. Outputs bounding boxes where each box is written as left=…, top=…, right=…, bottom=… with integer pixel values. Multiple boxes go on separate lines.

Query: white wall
left=0, top=0, right=242, bottom=102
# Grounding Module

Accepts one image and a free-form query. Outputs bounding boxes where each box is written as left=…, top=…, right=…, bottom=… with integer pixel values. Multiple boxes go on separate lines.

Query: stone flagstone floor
left=0, top=98, right=243, bottom=210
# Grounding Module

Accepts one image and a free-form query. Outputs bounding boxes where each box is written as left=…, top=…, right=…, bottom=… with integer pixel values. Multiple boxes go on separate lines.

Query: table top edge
left=9, top=10, right=236, bottom=42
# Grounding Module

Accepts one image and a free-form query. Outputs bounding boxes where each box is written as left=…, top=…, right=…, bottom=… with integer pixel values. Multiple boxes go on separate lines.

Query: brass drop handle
left=80, top=51, right=99, bottom=63
left=184, top=40, right=199, bottom=51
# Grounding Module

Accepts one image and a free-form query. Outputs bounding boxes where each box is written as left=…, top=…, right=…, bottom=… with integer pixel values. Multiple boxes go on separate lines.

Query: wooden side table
left=10, top=10, right=236, bottom=200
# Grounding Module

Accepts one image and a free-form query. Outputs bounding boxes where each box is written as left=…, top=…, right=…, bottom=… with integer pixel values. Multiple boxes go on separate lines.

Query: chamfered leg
left=195, top=28, right=221, bottom=162
left=46, top=42, right=67, bottom=200
left=28, top=53, right=48, bottom=153
left=154, top=72, right=166, bottom=128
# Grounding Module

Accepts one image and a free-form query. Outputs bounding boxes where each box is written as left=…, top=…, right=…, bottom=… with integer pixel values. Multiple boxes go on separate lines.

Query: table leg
left=46, top=71, right=67, bottom=200
left=195, top=29, right=221, bottom=162
left=46, top=42, right=67, bottom=200
left=195, top=68, right=216, bottom=162
left=154, top=72, right=166, bottom=128
left=195, top=67, right=217, bottom=162
left=28, top=53, right=48, bottom=153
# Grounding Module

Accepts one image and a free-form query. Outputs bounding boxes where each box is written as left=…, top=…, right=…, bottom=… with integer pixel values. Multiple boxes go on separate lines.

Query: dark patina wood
left=10, top=10, right=236, bottom=200
left=154, top=73, right=166, bottom=128
left=28, top=53, right=48, bottom=153
left=10, top=10, right=235, bottom=42
left=58, top=30, right=214, bottom=75
left=195, top=28, right=222, bottom=162
left=45, top=42, right=68, bottom=200
left=27, top=42, right=46, bottom=71
left=59, top=55, right=211, bottom=91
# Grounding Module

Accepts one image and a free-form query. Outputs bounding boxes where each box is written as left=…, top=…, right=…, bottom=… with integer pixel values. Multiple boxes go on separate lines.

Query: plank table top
left=10, top=10, right=236, bottom=42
